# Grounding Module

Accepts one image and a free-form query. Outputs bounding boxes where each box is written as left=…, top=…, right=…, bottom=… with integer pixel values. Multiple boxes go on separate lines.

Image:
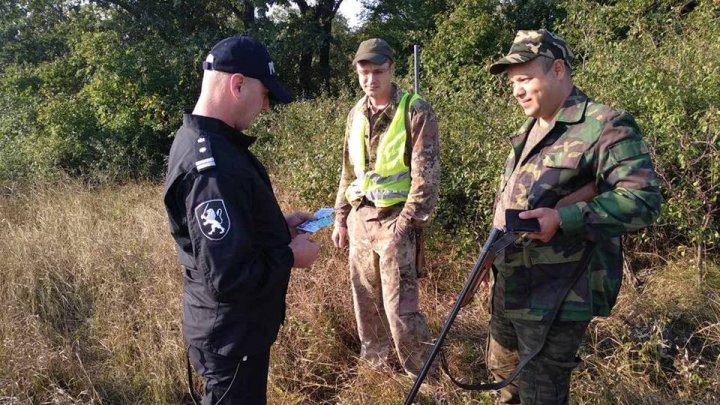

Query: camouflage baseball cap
left=489, top=29, right=573, bottom=75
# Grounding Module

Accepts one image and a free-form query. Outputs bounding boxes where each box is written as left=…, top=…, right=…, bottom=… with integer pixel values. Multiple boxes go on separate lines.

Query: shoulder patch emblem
left=195, top=199, right=231, bottom=240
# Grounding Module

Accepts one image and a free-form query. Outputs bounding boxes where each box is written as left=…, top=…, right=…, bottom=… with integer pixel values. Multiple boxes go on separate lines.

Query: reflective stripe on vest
left=345, top=91, right=420, bottom=207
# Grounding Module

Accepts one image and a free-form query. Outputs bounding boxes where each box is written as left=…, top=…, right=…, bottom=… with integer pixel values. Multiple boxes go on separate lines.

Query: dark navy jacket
left=163, top=114, right=294, bottom=357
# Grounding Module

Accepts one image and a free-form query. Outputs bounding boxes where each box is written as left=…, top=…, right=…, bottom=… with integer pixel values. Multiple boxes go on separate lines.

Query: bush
left=560, top=0, right=720, bottom=263
left=252, top=89, right=357, bottom=206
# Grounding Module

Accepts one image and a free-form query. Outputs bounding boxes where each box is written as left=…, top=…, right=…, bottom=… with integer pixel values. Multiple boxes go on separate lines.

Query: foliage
left=359, top=0, right=451, bottom=77
left=0, top=2, right=206, bottom=181
left=251, top=2, right=359, bottom=98
left=2, top=1, right=720, bottom=402
left=251, top=89, right=356, bottom=204
left=559, top=0, right=720, bottom=262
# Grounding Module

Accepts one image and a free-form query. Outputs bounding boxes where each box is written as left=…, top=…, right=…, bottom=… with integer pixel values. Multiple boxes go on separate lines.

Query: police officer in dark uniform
left=163, top=35, right=320, bottom=405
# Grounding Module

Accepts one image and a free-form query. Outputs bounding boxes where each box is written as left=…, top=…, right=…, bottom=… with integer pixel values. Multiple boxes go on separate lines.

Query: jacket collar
left=359, top=83, right=404, bottom=118
left=182, top=113, right=256, bottom=149
left=555, top=87, right=589, bottom=124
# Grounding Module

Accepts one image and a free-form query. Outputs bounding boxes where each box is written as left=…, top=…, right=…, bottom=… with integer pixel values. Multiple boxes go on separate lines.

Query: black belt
left=358, top=197, right=375, bottom=208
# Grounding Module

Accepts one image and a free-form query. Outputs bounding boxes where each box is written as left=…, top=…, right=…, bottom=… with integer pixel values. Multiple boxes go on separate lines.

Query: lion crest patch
left=195, top=199, right=230, bottom=240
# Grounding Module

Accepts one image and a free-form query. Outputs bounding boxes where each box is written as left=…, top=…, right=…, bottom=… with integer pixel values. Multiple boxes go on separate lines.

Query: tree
left=359, top=0, right=450, bottom=77
left=89, top=0, right=257, bottom=42
left=0, top=0, right=79, bottom=67
left=255, top=0, right=345, bottom=96
left=298, top=0, right=343, bottom=91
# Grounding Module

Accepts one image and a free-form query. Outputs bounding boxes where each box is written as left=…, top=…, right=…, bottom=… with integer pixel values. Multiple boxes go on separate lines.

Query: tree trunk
left=241, top=0, right=255, bottom=28
left=298, top=49, right=314, bottom=96
left=291, top=0, right=342, bottom=95
left=319, top=19, right=332, bottom=90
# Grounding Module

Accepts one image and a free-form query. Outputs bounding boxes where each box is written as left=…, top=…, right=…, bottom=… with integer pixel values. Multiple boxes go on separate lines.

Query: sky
left=338, top=0, right=365, bottom=29
left=266, top=1, right=366, bottom=29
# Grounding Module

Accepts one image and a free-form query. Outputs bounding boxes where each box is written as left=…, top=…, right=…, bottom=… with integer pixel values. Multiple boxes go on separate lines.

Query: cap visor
left=352, top=53, right=390, bottom=66
left=265, top=77, right=293, bottom=104
left=488, top=54, right=538, bottom=75
left=488, top=61, right=512, bottom=75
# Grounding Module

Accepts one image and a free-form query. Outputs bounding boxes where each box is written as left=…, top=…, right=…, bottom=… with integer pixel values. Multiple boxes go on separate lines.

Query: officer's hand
left=331, top=225, right=348, bottom=249
left=285, top=211, right=315, bottom=238
left=290, top=233, right=320, bottom=268
left=520, top=208, right=560, bottom=243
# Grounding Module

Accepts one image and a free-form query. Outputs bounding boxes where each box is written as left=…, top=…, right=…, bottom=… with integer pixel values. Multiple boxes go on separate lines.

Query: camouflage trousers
left=347, top=205, right=434, bottom=376
left=487, top=283, right=589, bottom=404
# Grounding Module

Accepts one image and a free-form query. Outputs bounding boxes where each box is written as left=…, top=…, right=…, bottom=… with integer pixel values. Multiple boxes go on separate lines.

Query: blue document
left=297, top=207, right=335, bottom=233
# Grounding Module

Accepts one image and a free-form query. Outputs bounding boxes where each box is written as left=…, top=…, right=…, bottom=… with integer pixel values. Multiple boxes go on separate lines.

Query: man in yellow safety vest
left=331, top=38, right=440, bottom=378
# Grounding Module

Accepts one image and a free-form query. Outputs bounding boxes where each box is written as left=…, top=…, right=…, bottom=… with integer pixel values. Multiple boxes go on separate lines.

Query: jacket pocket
left=538, top=150, right=588, bottom=200
left=542, top=151, right=583, bottom=170
left=528, top=245, right=590, bottom=312
left=182, top=266, right=219, bottom=348
left=494, top=245, right=532, bottom=311
left=495, top=243, right=590, bottom=313
left=182, top=266, right=217, bottom=313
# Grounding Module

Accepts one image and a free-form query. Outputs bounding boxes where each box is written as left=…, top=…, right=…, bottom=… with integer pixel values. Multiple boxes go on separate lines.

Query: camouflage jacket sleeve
left=557, top=111, right=662, bottom=240
left=398, top=99, right=441, bottom=230
left=333, top=109, right=355, bottom=228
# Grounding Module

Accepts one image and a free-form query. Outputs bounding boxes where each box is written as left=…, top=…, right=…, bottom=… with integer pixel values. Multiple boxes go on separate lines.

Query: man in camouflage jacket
left=331, top=38, right=440, bottom=378
left=486, top=30, right=662, bottom=404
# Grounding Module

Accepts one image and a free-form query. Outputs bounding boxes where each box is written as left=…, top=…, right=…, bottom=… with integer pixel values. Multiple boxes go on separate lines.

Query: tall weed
left=2, top=180, right=718, bottom=403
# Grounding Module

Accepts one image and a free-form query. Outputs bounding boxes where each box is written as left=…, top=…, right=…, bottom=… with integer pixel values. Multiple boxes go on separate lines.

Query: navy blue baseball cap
left=202, top=35, right=292, bottom=104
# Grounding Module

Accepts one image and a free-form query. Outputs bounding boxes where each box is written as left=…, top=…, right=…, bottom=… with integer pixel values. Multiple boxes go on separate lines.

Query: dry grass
left=0, top=179, right=184, bottom=404
left=1, top=179, right=718, bottom=404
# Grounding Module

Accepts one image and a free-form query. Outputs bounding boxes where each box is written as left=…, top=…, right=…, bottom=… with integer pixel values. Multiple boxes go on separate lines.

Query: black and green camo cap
left=489, top=29, right=573, bottom=75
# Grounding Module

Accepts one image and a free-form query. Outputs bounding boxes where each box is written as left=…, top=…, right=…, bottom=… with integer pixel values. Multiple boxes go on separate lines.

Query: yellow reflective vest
left=345, top=91, right=420, bottom=207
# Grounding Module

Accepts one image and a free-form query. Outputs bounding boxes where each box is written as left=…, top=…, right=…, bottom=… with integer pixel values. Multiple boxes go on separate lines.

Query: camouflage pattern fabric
left=489, top=29, right=574, bottom=75
left=493, top=121, right=554, bottom=230
left=487, top=288, right=589, bottom=405
left=333, top=84, right=440, bottom=232
left=333, top=84, right=440, bottom=375
left=491, top=87, right=662, bottom=322
left=347, top=204, right=435, bottom=376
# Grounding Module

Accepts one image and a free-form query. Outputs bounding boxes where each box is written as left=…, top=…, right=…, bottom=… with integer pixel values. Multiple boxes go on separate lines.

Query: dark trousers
left=188, top=345, right=270, bottom=405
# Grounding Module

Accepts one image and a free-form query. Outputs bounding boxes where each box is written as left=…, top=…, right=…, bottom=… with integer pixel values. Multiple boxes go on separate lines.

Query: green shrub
left=252, top=89, right=357, bottom=207
left=561, top=0, right=720, bottom=262
left=248, top=0, right=720, bottom=266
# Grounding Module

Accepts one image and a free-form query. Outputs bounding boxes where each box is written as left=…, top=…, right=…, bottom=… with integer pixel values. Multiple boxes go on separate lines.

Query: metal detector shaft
left=404, top=228, right=501, bottom=405
left=413, top=45, right=420, bottom=94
